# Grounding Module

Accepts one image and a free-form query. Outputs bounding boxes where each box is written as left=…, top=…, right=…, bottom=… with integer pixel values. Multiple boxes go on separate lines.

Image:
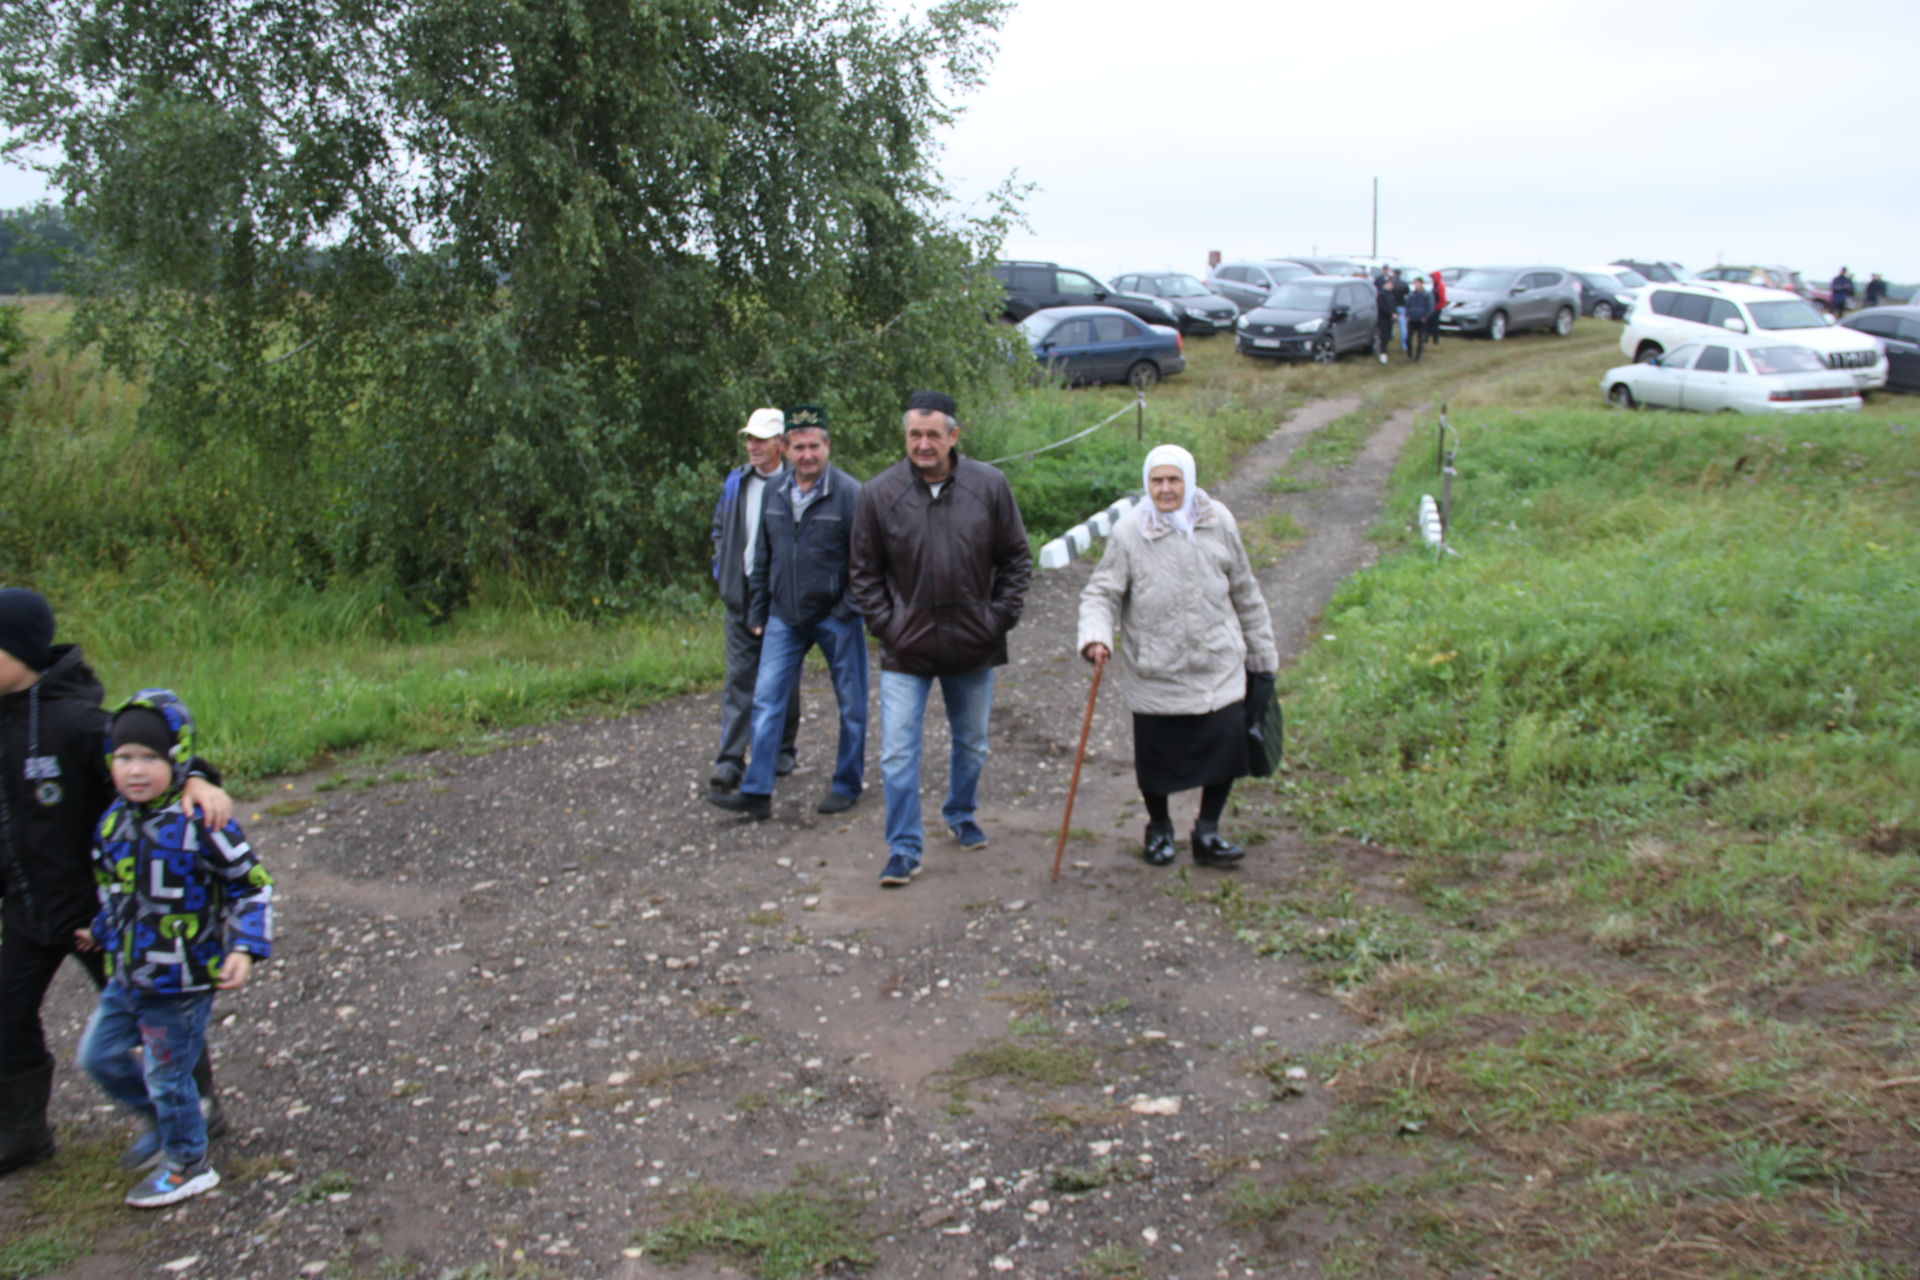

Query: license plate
left=1251, top=337, right=1279, bottom=348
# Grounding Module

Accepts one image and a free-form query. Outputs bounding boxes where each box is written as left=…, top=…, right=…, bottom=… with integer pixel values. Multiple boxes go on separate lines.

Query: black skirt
left=1133, top=703, right=1248, bottom=795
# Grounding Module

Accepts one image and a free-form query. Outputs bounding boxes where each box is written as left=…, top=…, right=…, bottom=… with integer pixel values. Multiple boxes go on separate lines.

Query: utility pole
left=1371, top=177, right=1379, bottom=258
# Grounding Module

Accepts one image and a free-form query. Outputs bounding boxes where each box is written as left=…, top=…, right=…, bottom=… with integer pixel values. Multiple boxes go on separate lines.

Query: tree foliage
left=0, top=0, right=1016, bottom=611
left=0, top=203, right=90, bottom=293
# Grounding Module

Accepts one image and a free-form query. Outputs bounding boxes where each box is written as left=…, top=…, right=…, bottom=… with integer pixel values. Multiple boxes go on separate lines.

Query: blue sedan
left=1018, top=305, right=1187, bottom=389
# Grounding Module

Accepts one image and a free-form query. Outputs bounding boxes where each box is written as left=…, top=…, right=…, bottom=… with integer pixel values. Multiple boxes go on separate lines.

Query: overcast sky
left=935, top=0, right=1920, bottom=284
left=6, top=0, right=1915, bottom=285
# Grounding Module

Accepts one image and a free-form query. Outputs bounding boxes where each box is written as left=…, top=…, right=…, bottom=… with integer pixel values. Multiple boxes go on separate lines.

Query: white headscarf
left=1140, top=443, right=1200, bottom=541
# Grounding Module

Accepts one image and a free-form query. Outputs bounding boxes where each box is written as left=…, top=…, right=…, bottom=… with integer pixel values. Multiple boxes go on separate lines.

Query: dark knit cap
left=0, top=588, right=55, bottom=673
left=906, top=390, right=957, bottom=418
left=785, top=404, right=828, bottom=433
left=111, top=706, right=176, bottom=758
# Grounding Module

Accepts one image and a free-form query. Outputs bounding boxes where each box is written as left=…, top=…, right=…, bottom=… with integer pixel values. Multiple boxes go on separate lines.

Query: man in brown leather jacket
left=849, top=391, right=1030, bottom=888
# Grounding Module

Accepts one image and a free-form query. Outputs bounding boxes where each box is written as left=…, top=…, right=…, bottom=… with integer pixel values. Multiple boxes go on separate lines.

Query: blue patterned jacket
left=88, top=689, right=273, bottom=994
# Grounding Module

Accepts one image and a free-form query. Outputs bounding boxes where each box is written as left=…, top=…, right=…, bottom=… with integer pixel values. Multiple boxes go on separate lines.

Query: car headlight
left=1235, top=315, right=1249, bottom=330
left=1294, top=318, right=1324, bottom=333
left=1184, top=305, right=1208, bottom=318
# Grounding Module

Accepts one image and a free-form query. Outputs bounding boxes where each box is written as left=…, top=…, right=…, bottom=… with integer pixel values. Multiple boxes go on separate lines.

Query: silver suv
left=1438, top=266, right=1581, bottom=340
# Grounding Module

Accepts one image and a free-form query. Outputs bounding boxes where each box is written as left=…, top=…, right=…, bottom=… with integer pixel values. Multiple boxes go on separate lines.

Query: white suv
left=1621, top=281, right=1884, bottom=392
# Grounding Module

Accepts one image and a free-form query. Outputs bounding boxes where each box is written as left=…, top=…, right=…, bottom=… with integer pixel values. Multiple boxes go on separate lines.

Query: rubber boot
left=0, top=1058, right=57, bottom=1176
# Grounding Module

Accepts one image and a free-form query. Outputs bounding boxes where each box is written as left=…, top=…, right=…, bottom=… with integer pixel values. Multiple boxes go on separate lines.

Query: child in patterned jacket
left=77, top=689, right=273, bottom=1208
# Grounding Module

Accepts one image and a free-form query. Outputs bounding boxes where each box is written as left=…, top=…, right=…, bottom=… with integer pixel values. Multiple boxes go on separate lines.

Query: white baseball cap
left=740, top=408, right=785, bottom=439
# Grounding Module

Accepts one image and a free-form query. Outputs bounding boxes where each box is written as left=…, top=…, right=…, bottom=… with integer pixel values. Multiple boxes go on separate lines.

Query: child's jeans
left=79, top=980, right=214, bottom=1166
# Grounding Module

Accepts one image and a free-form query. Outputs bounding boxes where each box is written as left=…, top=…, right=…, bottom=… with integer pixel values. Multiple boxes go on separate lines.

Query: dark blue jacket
left=1403, top=289, right=1434, bottom=322
left=748, top=465, right=863, bottom=630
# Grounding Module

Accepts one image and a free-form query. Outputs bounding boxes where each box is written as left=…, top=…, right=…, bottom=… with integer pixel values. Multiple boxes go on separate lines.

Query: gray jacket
left=710, top=462, right=790, bottom=614
left=748, top=465, right=863, bottom=630
left=1076, top=495, right=1278, bottom=716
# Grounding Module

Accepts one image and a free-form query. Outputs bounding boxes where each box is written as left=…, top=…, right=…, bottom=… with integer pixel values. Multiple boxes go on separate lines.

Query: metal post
left=1136, top=393, right=1143, bottom=442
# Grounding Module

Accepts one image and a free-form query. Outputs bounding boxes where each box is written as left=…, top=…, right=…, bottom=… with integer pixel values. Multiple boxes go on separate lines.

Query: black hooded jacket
left=0, top=645, right=117, bottom=943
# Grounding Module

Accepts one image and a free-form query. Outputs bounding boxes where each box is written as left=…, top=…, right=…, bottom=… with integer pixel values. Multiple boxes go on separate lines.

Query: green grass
left=0, top=1138, right=130, bottom=1279
left=1209, top=355, right=1920, bottom=1275
left=635, top=1176, right=875, bottom=1280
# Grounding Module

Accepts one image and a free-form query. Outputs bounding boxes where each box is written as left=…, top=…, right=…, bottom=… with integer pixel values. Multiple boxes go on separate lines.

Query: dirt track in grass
left=11, top=386, right=1429, bottom=1279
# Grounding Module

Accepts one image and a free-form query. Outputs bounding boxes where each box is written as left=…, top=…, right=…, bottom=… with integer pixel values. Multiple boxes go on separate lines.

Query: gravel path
left=13, top=394, right=1423, bottom=1280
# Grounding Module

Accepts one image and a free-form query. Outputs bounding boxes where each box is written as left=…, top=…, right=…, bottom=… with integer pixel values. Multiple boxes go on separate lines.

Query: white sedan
left=1601, top=342, right=1861, bottom=414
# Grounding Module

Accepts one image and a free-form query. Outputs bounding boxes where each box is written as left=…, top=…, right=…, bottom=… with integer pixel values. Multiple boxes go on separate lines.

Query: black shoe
left=776, top=750, right=797, bottom=777
left=0, top=1059, right=57, bottom=1177
left=1191, top=823, right=1245, bottom=868
left=1142, top=822, right=1176, bottom=866
left=816, top=791, right=858, bottom=815
left=707, top=791, right=771, bottom=819
left=708, top=760, right=743, bottom=793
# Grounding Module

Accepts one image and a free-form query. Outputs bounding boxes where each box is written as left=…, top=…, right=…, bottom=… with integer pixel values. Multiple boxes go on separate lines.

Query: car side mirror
left=1721, top=317, right=1747, bottom=333
left=1093, top=291, right=1108, bottom=301
left=1510, top=286, right=1527, bottom=295
left=1330, top=306, right=1350, bottom=322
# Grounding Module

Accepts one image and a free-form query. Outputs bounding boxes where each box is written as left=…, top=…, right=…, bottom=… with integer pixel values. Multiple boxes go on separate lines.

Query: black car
left=991, top=260, right=1179, bottom=328
left=1573, top=271, right=1636, bottom=321
left=1109, top=271, right=1239, bottom=335
left=1234, top=276, right=1379, bottom=363
left=1841, top=306, right=1920, bottom=392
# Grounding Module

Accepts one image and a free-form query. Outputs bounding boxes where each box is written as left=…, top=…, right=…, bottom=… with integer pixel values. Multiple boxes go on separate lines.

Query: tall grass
left=1273, top=407, right=1920, bottom=850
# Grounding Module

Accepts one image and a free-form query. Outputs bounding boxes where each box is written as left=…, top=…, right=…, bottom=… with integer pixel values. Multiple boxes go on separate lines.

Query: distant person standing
left=707, top=409, right=800, bottom=794
left=1428, top=270, right=1447, bottom=346
left=1374, top=272, right=1402, bottom=364
left=1829, top=268, right=1856, bottom=318
left=849, top=391, right=1030, bottom=889
left=1403, top=277, right=1434, bottom=362
left=1863, top=273, right=1888, bottom=308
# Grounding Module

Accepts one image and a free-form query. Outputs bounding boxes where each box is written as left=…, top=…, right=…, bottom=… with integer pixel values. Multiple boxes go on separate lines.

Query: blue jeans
left=79, top=979, right=214, bottom=1166
left=741, top=613, right=869, bottom=799
left=879, top=668, right=995, bottom=861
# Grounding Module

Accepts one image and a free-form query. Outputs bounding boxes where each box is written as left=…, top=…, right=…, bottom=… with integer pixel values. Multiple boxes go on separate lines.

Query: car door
left=1035, top=316, right=1096, bottom=382
left=1209, top=266, right=1250, bottom=311
left=1639, top=344, right=1696, bottom=407
left=1336, top=284, right=1372, bottom=352
left=1090, top=313, right=1148, bottom=382
left=1891, top=318, right=1920, bottom=390
left=1054, top=269, right=1108, bottom=309
left=1680, top=345, right=1735, bottom=411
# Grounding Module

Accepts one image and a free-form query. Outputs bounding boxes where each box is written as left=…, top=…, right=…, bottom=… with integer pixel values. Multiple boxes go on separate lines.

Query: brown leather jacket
left=849, top=452, right=1031, bottom=675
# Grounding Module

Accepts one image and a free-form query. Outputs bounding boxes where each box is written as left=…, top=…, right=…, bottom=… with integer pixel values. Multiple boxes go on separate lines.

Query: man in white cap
left=707, top=409, right=800, bottom=792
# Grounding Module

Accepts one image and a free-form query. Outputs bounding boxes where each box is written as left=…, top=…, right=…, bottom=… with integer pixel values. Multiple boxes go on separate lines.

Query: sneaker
left=125, top=1158, right=220, bottom=1208
left=1377, top=352, right=1388, bottom=365
left=118, top=1123, right=163, bottom=1172
left=878, top=854, right=921, bottom=887
left=949, top=819, right=988, bottom=850
left=706, top=791, right=771, bottom=819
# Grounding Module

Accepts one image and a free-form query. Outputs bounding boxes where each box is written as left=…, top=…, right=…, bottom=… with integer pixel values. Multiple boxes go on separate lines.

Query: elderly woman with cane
left=1076, top=445, right=1279, bottom=867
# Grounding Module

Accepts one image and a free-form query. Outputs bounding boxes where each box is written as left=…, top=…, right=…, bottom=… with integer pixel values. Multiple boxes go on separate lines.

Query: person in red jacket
left=1428, top=270, right=1447, bottom=346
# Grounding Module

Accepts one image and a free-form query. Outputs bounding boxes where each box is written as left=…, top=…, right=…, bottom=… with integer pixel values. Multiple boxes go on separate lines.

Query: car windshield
left=1265, top=282, right=1340, bottom=310
left=1156, top=275, right=1209, bottom=297
left=1612, top=268, right=1649, bottom=288
left=1746, top=346, right=1825, bottom=374
left=1452, top=269, right=1515, bottom=290
left=1748, top=298, right=1829, bottom=330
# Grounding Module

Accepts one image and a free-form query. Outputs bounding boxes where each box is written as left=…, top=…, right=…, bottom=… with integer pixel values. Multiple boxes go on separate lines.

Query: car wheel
left=1127, top=360, right=1160, bottom=391
left=1635, top=342, right=1663, bottom=363
left=1607, top=383, right=1636, bottom=411
left=1487, top=311, right=1508, bottom=341
left=1313, top=334, right=1337, bottom=364
left=1591, top=301, right=1616, bottom=321
left=1553, top=306, right=1575, bottom=337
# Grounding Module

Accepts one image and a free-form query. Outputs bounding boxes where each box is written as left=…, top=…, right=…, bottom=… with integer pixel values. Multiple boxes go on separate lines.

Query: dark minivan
left=1234, top=276, right=1379, bottom=362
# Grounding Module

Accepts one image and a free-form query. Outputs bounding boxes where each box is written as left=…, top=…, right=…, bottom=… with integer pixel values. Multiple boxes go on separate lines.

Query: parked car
left=1694, top=264, right=1817, bottom=299
left=1572, top=265, right=1647, bottom=320
left=1108, top=271, right=1239, bottom=335
left=1613, top=259, right=1690, bottom=284
left=1620, top=281, right=1885, bottom=392
left=1205, top=259, right=1319, bottom=313
left=1438, top=266, right=1581, bottom=339
left=1840, top=306, right=1920, bottom=392
left=992, top=260, right=1179, bottom=328
left=1232, top=275, right=1380, bottom=362
left=1018, top=306, right=1186, bottom=389
left=1601, top=342, right=1860, bottom=414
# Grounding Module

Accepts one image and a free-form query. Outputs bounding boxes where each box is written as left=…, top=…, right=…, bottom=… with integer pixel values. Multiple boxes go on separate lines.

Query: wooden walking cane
left=1051, top=654, right=1106, bottom=882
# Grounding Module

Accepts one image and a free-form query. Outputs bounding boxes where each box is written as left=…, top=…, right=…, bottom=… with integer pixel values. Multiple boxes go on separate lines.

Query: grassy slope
left=1212, top=344, right=1920, bottom=1277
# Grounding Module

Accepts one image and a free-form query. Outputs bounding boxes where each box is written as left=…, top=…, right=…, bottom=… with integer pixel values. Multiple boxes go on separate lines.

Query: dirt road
left=16, top=394, right=1422, bottom=1279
